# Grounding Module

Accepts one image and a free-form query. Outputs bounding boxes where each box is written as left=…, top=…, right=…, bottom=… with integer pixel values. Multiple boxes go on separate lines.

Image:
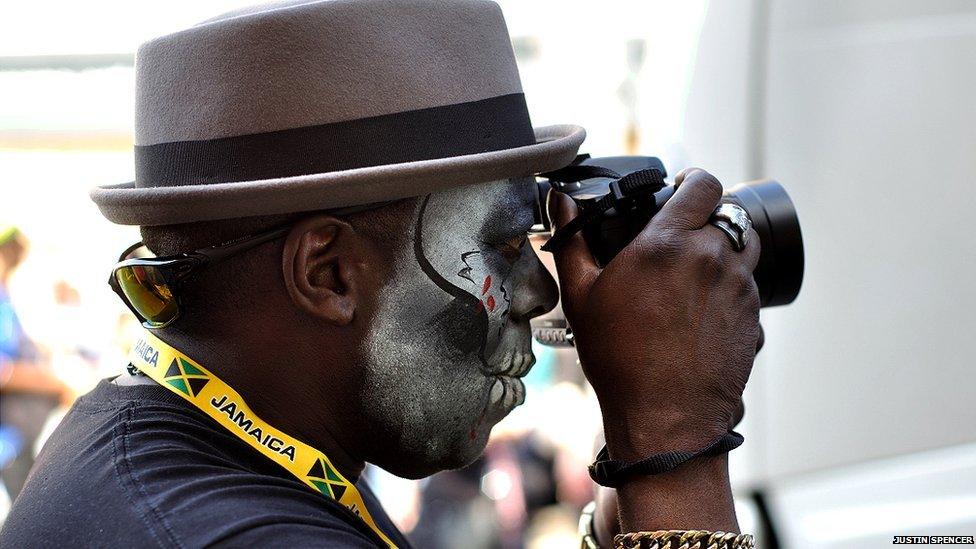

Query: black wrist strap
left=588, top=431, right=744, bottom=488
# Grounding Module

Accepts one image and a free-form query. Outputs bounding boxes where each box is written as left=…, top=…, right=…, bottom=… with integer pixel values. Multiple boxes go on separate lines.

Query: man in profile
left=1, top=1, right=761, bottom=547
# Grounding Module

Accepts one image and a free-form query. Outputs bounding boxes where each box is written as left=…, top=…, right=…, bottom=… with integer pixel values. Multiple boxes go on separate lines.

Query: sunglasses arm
left=190, top=226, right=292, bottom=263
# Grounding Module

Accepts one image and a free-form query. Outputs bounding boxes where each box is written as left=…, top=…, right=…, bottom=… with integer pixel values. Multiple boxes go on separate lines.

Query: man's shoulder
left=1, top=379, right=395, bottom=548
left=1, top=379, right=197, bottom=547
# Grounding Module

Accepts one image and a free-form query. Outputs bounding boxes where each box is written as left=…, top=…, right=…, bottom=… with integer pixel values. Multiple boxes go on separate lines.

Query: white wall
left=682, top=0, right=976, bottom=484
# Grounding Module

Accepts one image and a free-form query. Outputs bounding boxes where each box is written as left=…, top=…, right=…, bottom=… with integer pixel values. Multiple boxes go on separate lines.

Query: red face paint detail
left=486, top=295, right=496, bottom=312
left=482, top=275, right=492, bottom=295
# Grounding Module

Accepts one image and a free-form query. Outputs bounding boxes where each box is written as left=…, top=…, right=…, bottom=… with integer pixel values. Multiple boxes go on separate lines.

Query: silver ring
left=710, top=203, right=752, bottom=251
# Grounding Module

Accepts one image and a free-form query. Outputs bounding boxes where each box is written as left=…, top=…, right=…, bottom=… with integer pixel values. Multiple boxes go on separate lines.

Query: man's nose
left=508, top=245, right=559, bottom=322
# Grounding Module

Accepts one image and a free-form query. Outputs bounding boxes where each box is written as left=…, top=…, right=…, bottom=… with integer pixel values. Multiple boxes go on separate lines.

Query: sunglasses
left=109, top=226, right=290, bottom=329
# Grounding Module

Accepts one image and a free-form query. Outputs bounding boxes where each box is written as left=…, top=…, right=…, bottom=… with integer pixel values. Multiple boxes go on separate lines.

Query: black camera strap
left=539, top=164, right=667, bottom=254
left=588, top=431, right=744, bottom=488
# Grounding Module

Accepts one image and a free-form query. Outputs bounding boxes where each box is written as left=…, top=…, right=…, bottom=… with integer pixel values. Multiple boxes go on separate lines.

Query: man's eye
left=495, top=234, right=527, bottom=263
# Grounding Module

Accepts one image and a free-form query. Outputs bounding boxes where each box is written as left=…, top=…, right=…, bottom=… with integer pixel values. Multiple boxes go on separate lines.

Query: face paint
left=360, top=178, right=555, bottom=476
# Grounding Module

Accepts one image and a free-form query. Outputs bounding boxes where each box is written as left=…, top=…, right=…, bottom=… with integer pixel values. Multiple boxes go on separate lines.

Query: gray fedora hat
left=90, top=0, right=586, bottom=226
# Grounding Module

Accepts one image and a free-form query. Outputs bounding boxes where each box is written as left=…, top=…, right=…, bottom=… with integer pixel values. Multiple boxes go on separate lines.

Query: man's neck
left=132, top=328, right=366, bottom=481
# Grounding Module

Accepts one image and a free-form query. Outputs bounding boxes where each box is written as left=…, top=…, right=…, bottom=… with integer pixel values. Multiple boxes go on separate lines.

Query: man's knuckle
left=626, top=235, right=653, bottom=261
left=700, top=236, right=728, bottom=264
left=742, top=280, right=761, bottom=311
left=642, top=229, right=682, bottom=258
left=735, top=264, right=756, bottom=286
left=707, top=257, right=728, bottom=283
left=691, top=242, right=725, bottom=283
left=747, top=228, right=761, bottom=248
left=689, top=171, right=723, bottom=199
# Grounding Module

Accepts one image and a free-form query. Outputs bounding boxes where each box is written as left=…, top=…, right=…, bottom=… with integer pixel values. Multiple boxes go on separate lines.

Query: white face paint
left=361, top=178, right=557, bottom=477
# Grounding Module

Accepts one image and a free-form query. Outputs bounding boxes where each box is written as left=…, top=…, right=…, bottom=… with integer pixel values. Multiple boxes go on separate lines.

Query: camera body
left=542, top=156, right=671, bottom=266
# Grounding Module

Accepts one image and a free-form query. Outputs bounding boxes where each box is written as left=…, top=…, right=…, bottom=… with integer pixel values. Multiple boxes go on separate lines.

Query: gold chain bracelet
left=614, top=530, right=755, bottom=549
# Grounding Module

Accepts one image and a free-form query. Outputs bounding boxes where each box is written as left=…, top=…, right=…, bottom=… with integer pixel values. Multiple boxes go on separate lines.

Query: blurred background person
left=0, top=226, right=71, bottom=505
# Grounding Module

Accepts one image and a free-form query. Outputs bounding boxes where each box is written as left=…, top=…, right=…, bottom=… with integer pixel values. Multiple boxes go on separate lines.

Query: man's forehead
left=455, top=178, right=536, bottom=227
left=427, top=178, right=535, bottom=219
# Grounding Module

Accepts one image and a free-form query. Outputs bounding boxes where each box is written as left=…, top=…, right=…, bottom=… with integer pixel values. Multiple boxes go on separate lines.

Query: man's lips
left=487, top=348, right=536, bottom=378
left=485, top=348, right=533, bottom=413
left=488, top=375, right=526, bottom=410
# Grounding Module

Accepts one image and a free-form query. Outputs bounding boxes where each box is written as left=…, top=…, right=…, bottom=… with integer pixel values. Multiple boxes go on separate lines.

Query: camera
left=530, top=155, right=804, bottom=347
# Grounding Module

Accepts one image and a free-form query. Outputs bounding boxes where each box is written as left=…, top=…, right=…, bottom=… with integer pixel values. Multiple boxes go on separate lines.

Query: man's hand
left=547, top=168, right=761, bottom=532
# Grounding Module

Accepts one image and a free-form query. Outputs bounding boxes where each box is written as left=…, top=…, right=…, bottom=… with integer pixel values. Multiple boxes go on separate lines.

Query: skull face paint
left=361, top=178, right=558, bottom=477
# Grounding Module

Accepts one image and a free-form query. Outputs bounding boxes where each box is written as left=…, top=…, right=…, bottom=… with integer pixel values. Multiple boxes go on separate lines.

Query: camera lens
left=725, top=180, right=804, bottom=307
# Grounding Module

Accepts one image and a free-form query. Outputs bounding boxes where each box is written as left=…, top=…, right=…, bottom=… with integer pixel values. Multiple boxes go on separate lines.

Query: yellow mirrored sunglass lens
left=116, top=266, right=179, bottom=326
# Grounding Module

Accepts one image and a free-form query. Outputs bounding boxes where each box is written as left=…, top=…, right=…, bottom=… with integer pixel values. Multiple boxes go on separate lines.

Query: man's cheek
left=457, top=252, right=511, bottom=321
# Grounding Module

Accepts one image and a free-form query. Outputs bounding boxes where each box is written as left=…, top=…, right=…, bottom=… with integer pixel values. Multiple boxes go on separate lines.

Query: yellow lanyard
left=128, top=330, right=397, bottom=548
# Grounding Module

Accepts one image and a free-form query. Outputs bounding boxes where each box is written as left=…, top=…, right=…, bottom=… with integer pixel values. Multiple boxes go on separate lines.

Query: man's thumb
left=547, top=187, right=577, bottom=230
left=545, top=190, right=601, bottom=312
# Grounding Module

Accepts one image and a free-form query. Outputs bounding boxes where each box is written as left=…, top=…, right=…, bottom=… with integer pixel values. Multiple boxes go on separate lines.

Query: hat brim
left=90, top=124, right=585, bottom=226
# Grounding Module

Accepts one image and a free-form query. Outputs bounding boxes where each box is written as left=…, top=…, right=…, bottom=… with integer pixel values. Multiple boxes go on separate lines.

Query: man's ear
left=282, top=215, right=363, bottom=325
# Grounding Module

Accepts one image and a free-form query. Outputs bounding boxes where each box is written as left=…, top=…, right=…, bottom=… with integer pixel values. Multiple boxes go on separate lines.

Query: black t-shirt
left=1, top=379, right=411, bottom=548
